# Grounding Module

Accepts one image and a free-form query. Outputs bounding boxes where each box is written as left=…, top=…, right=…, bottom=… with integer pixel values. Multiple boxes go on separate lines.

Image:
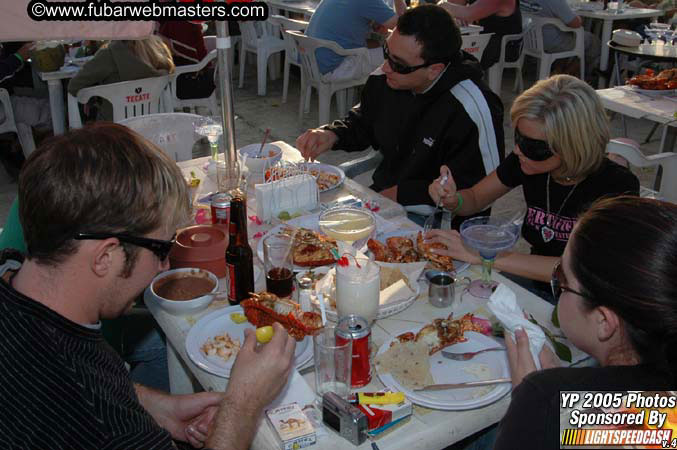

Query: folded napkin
left=487, top=283, right=547, bottom=369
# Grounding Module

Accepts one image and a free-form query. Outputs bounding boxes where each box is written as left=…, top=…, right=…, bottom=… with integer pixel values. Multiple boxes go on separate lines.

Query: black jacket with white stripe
left=324, top=53, right=504, bottom=226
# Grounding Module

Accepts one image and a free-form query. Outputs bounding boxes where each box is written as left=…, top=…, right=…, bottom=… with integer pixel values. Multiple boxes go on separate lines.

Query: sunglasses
left=550, top=261, right=587, bottom=302
left=382, top=43, right=447, bottom=74
left=74, top=232, right=177, bottom=261
left=514, top=128, right=554, bottom=162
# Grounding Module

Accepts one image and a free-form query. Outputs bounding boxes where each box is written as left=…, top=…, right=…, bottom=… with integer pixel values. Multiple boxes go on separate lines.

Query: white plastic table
left=146, top=141, right=588, bottom=449
left=572, top=6, right=663, bottom=87
left=38, top=65, right=80, bottom=135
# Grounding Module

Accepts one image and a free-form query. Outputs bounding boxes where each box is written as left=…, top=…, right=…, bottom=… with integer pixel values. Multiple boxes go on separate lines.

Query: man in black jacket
left=297, top=4, right=504, bottom=228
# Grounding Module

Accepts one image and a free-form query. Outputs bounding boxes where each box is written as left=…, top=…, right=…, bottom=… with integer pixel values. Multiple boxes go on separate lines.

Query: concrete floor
left=0, top=60, right=666, bottom=244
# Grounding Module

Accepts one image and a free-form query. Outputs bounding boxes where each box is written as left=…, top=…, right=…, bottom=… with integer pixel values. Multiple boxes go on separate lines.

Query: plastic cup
left=336, top=257, right=380, bottom=323
left=313, top=326, right=352, bottom=399
left=263, top=235, right=294, bottom=298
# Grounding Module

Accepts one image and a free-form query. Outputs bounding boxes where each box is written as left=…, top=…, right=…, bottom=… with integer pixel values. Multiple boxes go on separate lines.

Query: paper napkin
left=487, top=283, right=547, bottom=369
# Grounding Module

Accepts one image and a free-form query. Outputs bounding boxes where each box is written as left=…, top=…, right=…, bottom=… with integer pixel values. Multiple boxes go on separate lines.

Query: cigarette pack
left=265, top=403, right=317, bottom=450
left=355, top=396, right=413, bottom=431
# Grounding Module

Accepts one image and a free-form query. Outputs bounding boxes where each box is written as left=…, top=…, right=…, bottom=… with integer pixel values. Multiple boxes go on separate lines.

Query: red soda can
left=336, top=315, right=371, bottom=388
left=210, top=193, right=230, bottom=225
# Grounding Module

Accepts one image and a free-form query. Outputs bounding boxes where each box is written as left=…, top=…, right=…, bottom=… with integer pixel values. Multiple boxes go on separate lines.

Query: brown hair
left=124, top=36, right=175, bottom=74
left=19, top=122, right=189, bottom=272
left=570, top=196, right=677, bottom=377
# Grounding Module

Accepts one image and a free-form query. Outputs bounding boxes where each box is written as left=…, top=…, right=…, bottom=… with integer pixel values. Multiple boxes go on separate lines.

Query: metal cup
left=425, top=270, right=471, bottom=308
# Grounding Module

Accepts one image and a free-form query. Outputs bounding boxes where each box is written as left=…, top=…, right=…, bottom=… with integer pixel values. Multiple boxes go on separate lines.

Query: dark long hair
left=570, top=196, right=677, bottom=376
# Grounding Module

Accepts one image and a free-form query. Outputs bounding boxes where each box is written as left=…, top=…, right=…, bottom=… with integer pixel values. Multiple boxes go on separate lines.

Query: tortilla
left=375, top=340, right=433, bottom=390
left=379, top=266, right=407, bottom=291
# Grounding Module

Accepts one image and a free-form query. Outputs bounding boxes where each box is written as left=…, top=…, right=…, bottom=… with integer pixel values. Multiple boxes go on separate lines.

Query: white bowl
left=238, top=143, right=282, bottom=175
left=150, top=268, right=219, bottom=315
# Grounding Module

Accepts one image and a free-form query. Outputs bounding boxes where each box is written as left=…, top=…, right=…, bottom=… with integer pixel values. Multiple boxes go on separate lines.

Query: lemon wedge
left=229, top=312, right=248, bottom=324
left=255, top=326, right=274, bottom=344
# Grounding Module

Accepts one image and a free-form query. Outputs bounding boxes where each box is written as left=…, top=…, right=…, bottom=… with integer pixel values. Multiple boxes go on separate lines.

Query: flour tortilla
left=375, top=341, right=433, bottom=390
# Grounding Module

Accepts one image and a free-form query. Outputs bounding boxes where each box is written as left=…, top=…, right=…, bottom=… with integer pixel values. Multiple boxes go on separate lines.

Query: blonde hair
left=510, top=75, right=609, bottom=180
left=125, top=36, right=175, bottom=74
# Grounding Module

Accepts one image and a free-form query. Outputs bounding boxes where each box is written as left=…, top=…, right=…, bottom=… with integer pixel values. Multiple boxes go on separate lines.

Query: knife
left=414, top=378, right=512, bottom=391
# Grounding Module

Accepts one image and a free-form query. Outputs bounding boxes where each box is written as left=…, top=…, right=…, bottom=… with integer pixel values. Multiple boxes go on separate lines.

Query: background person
left=495, top=196, right=677, bottom=449
left=426, top=75, right=638, bottom=301
left=297, top=5, right=504, bottom=229
left=0, top=123, right=295, bottom=449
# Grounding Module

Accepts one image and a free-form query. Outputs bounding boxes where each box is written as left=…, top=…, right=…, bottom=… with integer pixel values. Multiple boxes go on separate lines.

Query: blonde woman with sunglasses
left=426, top=75, right=638, bottom=302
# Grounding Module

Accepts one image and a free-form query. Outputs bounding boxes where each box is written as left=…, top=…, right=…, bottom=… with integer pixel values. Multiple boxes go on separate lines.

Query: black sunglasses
left=382, top=43, right=447, bottom=74
left=550, top=261, right=587, bottom=302
left=514, top=128, right=554, bottom=162
left=74, top=232, right=177, bottom=261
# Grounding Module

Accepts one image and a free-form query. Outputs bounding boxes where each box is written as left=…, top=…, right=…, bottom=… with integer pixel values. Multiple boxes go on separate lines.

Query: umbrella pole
left=215, top=19, right=238, bottom=178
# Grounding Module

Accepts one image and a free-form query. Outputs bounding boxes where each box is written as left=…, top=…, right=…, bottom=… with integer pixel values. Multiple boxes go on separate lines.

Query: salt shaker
left=298, top=276, right=313, bottom=312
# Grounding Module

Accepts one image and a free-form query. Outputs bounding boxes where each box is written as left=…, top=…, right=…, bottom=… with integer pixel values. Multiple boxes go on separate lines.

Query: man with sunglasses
left=0, top=123, right=296, bottom=449
left=297, top=5, right=504, bottom=229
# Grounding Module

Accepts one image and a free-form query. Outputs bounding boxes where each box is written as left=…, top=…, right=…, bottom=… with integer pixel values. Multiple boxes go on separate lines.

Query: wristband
left=13, top=53, right=24, bottom=64
left=452, top=192, right=463, bottom=214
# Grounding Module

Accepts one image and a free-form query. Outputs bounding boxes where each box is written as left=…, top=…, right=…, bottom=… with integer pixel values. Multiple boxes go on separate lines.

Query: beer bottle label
left=226, top=262, right=237, bottom=301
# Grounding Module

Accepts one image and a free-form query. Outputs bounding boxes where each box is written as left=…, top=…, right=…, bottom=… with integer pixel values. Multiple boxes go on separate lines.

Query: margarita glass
left=460, top=216, right=520, bottom=298
left=318, top=206, right=375, bottom=255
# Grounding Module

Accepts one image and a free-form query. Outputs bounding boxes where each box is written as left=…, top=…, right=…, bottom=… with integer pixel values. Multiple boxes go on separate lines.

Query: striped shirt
left=0, top=265, right=175, bottom=449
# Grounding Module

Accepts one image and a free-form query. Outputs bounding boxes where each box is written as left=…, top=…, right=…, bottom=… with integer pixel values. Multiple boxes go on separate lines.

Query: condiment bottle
left=225, top=194, right=254, bottom=305
left=298, top=276, right=313, bottom=312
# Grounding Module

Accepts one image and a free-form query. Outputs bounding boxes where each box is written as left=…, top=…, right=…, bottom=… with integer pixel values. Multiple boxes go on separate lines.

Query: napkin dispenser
left=612, top=29, right=642, bottom=47
left=255, top=174, right=319, bottom=222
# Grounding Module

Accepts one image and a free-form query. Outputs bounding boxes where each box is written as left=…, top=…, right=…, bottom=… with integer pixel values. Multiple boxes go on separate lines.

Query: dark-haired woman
left=494, top=196, right=676, bottom=450
left=426, top=75, right=639, bottom=301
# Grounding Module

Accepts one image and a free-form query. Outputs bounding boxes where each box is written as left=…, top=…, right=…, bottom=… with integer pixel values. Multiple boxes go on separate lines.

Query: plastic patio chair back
left=487, top=17, right=529, bottom=95
left=169, top=38, right=218, bottom=115
left=522, top=13, right=585, bottom=80
left=461, top=33, right=494, bottom=65
left=285, top=30, right=370, bottom=126
left=238, top=20, right=286, bottom=96
left=268, top=15, right=308, bottom=104
left=606, top=139, right=677, bottom=203
left=0, top=88, right=35, bottom=158
left=119, top=112, right=207, bottom=162
left=68, top=75, right=172, bottom=128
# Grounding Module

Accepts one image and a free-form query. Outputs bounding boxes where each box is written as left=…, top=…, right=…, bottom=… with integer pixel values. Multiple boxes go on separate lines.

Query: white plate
left=297, top=162, right=345, bottom=192
left=185, top=305, right=313, bottom=378
left=369, top=229, right=470, bottom=276
left=628, top=85, right=677, bottom=96
left=375, top=329, right=511, bottom=410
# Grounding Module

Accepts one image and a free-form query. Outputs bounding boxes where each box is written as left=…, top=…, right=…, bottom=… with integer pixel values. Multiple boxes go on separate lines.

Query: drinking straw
left=257, top=128, right=271, bottom=157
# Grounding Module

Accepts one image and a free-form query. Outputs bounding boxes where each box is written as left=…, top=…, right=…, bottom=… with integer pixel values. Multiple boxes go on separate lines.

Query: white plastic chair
left=238, top=20, right=286, bottom=96
left=606, top=139, right=677, bottom=203
left=522, top=14, right=585, bottom=80
left=169, top=39, right=218, bottom=115
left=119, top=113, right=206, bottom=162
left=68, top=75, right=172, bottom=128
left=0, top=88, right=35, bottom=158
left=286, top=30, right=370, bottom=126
left=487, top=18, right=528, bottom=95
left=268, top=15, right=308, bottom=104
left=461, top=33, right=494, bottom=65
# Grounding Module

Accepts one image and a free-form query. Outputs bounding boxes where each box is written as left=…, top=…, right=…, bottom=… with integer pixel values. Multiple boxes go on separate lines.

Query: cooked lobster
left=416, top=231, right=455, bottom=272
left=240, top=292, right=323, bottom=341
left=393, top=313, right=485, bottom=355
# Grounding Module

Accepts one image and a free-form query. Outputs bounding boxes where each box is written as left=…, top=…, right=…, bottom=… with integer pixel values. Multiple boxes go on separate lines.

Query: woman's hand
left=428, top=165, right=457, bottom=208
left=505, top=328, right=561, bottom=387
left=424, top=229, right=481, bottom=265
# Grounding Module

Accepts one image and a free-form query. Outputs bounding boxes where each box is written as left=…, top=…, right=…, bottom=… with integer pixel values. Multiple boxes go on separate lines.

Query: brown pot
left=169, top=224, right=228, bottom=277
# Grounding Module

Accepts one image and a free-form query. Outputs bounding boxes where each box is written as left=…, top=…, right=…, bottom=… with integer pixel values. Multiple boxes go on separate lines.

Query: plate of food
left=367, top=230, right=470, bottom=275
left=257, top=224, right=339, bottom=270
left=309, top=262, right=422, bottom=321
left=185, top=305, right=314, bottom=378
left=627, top=69, right=677, bottom=94
left=374, top=315, right=511, bottom=410
left=264, top=162, right=345, bottom=193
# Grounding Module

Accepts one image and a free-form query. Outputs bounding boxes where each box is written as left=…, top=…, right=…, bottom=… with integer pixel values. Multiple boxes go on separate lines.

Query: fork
left=423, top=174, right=448, bottom=233
left=441, top=347, right=505, bottom=361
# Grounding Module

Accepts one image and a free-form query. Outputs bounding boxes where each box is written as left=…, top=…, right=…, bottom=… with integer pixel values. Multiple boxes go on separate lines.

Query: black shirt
left=470, top=0, right=523, bottom=68
left=495, top=364, right=674, bottom=450
left=496, top=154, right=639, bottom=257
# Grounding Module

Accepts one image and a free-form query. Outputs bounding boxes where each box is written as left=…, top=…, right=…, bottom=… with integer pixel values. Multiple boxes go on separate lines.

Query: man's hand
left=226, top=322, right=296, bottom=411
left=427, top=165, right=458, bottom=208
left=296, top=128, right=338, bottom=161
left=136, top=387, right=224, bottom=448
left=505, top=328, right=560, bottom=388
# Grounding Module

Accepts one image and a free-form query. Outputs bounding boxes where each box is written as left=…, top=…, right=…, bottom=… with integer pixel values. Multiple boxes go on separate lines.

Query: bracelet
left=13, top=53, right=24, bottom=64
left=451, top=192, right=463, bottom=214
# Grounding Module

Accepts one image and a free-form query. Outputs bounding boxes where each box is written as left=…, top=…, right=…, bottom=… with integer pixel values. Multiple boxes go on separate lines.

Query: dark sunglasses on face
left=382, top=43, right=447, bottom=75
left=550, top=261, right=587, bottom=302
left=514, top=128, right=555, bottom=162
left=74, top=232, right=177, bottom=261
